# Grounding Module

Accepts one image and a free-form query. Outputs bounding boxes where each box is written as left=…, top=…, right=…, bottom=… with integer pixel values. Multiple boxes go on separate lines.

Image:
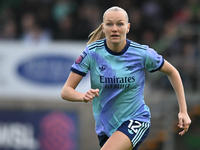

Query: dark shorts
left=98, top=120, right=151, bottom=150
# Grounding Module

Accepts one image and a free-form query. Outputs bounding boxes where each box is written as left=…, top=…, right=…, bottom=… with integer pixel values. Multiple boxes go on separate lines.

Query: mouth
left=111, top=35, right=119, bottom=38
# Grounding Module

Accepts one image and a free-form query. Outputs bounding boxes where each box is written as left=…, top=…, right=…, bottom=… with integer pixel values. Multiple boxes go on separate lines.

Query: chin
left=110, top=39, right=120, bottom=43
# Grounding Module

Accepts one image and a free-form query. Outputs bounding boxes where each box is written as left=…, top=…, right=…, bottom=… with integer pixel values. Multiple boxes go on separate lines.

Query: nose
left=112, top=25, right=117, bottom=32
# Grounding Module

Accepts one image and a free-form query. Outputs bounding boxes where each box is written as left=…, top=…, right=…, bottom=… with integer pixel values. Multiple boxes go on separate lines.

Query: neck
left=107, top=40, right=127, bottom=52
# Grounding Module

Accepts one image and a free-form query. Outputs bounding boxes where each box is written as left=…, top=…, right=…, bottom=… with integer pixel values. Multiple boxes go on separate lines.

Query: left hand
left=83, top=88, right=99, bottom=103
left=178, top=112, right=191, bottom=136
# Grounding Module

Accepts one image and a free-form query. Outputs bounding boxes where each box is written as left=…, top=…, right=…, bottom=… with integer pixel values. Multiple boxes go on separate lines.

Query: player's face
left=103, top=11, right=130, bottom=48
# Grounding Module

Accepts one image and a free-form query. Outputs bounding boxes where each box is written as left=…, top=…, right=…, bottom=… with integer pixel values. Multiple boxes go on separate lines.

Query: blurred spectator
left=127, top=8, right=142, bottom=42
left=180, top=40, right=199, bottom=91
left=54, top=15, right=75, bottom=39
left=189, top=0, right=200, bottom=23
left=142, top=1, right=162, bottom=18
left=74, top=3, right=102, bottom=39
left=36, top=3, right=56, bottom=33
left=0, top=19, right=17, bottom=40
left=172, top=5, right=193, bottom=24
left=21, top=24, right=52, bottom=46
left=117, top=0, right=132, bottom=11
left=141, top=29, right=156, bottom=46
left=52, top=0, right=77, bottom=23
left=20, top=13, right=37, bottom=33
left=0, top=3, right=19, bottom=40
left=20, top=13, right=52, bottom=45
left=19, top=0, right=41, bottom=14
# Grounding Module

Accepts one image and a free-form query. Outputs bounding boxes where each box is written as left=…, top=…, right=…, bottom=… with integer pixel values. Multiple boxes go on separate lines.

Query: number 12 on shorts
left=128, top=120, right=141, bottom=134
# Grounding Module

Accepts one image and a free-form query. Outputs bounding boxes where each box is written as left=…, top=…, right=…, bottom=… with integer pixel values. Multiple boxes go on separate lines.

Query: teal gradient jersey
left=71, top=39, right=164, bottom=137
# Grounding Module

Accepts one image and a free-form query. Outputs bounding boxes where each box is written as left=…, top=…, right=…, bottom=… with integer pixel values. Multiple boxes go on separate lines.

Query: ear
left=126, top=23, right=130, bottom=33
left=102, top=23, right=105, bottom=33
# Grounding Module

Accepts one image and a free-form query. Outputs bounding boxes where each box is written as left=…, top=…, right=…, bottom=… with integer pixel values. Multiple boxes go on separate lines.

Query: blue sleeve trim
left=70, top=67, right=86, bottom=76
left=150, top=58, right=164, bottom=73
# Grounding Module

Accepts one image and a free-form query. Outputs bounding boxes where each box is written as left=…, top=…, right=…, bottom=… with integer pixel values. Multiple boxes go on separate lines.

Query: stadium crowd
left=0, top=0, right=199, bottom=91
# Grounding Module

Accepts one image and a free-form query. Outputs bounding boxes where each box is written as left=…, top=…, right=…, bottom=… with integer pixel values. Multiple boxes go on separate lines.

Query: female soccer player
left=61, top=6, right=191, bottom=150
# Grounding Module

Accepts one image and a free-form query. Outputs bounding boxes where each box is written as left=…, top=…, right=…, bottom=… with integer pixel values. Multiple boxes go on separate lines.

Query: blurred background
left=0, top=0, right=200, bottom=150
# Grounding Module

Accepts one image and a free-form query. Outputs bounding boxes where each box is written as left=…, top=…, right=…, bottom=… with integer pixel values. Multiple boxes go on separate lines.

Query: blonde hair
left=87, top=6, right=128, bottom=45
left=87, top=24, right=105, bottom=45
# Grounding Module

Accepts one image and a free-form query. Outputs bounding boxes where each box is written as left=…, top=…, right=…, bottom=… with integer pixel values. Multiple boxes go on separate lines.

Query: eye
left=106, top=23, right=113, bottom=26
left=117, top=23, right=124, bottom=26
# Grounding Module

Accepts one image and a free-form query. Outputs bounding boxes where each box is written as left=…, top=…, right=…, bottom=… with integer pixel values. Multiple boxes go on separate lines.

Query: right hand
left=178, top=112, right=191, bottom=136
left=83, top=89, right=99, bottom=103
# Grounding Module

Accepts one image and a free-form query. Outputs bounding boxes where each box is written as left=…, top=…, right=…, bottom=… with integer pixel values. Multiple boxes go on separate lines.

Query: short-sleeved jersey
left=71, top=39, right=164, bottom=137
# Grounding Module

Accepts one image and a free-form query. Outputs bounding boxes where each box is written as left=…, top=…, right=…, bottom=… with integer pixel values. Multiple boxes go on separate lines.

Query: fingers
left=95, top=89, right=99, bottom=97
left=178, top=129, right=187, bottom=136
left=177, top=114, right=191, bottom=136
left=83, top=89, right=99, bottom=103
left=178, top=125, right=189, bottom=136
left=178, top=117, right=183, bottom=128
left=178, top=121, right=189, bottom=136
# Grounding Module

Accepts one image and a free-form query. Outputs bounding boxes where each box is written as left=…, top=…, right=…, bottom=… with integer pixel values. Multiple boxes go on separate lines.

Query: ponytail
left=87, top=24, right=105, bottom=45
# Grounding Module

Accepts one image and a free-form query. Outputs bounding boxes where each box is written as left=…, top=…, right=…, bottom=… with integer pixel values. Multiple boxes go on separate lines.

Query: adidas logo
left=99, top=65, right=106, bottom=71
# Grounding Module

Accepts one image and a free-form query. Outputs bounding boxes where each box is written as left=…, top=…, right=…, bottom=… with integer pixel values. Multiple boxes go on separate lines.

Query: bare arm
left=159, top=60, right=191, bottom=135
left=61, top=72, right=85, bottom=102
left=61, top=72, right=99, bottom=102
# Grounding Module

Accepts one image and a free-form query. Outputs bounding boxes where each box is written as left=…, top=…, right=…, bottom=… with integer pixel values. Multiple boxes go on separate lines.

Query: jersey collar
left=104, top=39, right=130, bottom=56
